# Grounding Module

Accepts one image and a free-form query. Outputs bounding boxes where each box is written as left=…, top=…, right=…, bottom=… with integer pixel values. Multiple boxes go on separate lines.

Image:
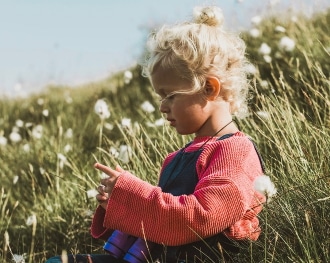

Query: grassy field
left=0, top=8, right=329, bottom=263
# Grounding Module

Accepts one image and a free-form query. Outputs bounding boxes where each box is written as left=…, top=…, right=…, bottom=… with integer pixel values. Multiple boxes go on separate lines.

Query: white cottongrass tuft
left=256, top=111, right=270, bottom=120
left=26, top=214, right=37, bottom=226
left=13, top=175, right=19, bottom=184
left=118, top=145, right=132, bottom=164
left=64, top=91, right=73, bottom=104
left=0, top=135, right=7, bottom=146
left=15, top=119, right=24, bottom=127
left=154, top=118, right=165, bottom=126
left=37, top=98, right=44, bottom=105
left=263, top=55, right=272, bottom=63
left=275, top=25, right=286, bottom=33
left=22, top=143, right=30, bottom=152
left=5, top=231, right=26, bottom=263
left=109, top=146, right=120, bottom=158
left=12, top=254, right=25, bottom=263
left=39, top=167, right=45, bottom=175
left=274, top=51, right=282, bottom=59
left=82, top=209, right=94, bottom=217
left=124, top=70, right=133, bottom=84
left=291, top=15, right=298, bottom=23
left=249, top=28, right=260, bottom=38
left=65, top=128, right=73, bottom=138
left=259, top=80, right=269, bottom=88
left=94, top=99, right=111, bottom=120
left=259, top=43, right=271, bottom=55
left=57, top=153, right=67, bottom=169
left=141, top=101, right=155, bottom=113
left=57, top=153, right=67, bottom=161
left=121, top=118, right=131, bottom=128
left=87, top=189, right=99, bottom=199
left=9, top=127, right=22, bottom=143
left=104, top=122, right=114, bottom=130
left=65, top=95, right=73, bottom=104
left=245, top=64, right=258, bottom=75
left=42, top=109, right=49, bottom=117
left=251, top=15, right=262, bottom=26
left=279, top=36, right=295, bottom=52
left=99, top=172, right=110, bottom=179
left=32, top=124, right=43, bottom=139
left=254, top=175, right=277, bottom=201
left=64, top=144, right=72, bottom=153
left=146, top=118, right=166, bottom=127
left=25, top=122, right=33, bottom=128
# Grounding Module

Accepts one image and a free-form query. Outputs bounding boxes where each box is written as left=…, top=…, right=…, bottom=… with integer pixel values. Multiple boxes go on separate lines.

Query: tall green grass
left=0, top=8, right=329, bottom=263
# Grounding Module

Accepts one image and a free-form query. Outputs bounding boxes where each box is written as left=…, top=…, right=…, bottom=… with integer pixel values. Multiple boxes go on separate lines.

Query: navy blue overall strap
left=249, top=139, right=266, bottom=173
left=158, top=147, right=201, bottom=195
left=158, top=134, right=236, bottom=196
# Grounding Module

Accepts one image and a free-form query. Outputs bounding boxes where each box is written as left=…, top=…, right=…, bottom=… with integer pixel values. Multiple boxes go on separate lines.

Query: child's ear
left=204, top=77, right=221, bottom=101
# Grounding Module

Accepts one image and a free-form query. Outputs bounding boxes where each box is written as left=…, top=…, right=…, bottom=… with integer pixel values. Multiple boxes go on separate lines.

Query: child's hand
left=96, top=185, right=109, bottom=209
left=94, top=163, right=123, bottom=209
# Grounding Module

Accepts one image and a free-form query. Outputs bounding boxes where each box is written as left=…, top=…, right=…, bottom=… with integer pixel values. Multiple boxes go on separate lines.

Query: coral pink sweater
left=91, top=132, right=265, bottom=246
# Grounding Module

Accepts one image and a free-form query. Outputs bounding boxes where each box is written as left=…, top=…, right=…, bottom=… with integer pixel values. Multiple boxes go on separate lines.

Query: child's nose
left=159, top=101, right=169, bottom=113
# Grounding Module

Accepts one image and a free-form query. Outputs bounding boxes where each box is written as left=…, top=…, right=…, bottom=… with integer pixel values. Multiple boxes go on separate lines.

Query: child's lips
left=167, top=118, right=175, bottom=126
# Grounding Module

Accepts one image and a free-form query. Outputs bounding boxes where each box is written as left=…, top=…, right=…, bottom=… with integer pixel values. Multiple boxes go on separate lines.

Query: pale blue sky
left=0, top=0, right=327, bottom=97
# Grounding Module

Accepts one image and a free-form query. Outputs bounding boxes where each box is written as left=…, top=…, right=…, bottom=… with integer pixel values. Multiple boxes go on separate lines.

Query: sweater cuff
left=90, top=205, right=114, bottom=240
left=103, top=171, right=157, bottom=234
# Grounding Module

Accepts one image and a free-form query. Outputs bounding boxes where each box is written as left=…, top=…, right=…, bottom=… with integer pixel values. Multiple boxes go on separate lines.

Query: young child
left=46, top=5, right=266, bottom=263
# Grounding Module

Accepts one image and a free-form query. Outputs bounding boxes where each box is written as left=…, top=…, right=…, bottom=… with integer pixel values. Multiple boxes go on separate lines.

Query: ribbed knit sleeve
left=90, top=132, right=264, bottom=246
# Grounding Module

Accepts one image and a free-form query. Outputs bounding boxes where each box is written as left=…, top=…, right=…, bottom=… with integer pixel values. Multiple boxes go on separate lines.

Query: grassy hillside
left=0, top=8, right=329, bottom=263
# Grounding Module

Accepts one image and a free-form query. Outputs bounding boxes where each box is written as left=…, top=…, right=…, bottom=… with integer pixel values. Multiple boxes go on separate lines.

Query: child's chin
left=176, top=129, right=192, bottom=136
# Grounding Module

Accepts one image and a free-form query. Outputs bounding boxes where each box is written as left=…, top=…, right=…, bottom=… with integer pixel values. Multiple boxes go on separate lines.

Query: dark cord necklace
left=194, top=119, right=234, bottom=151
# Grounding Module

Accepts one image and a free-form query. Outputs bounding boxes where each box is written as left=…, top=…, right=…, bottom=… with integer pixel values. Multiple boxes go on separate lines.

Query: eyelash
left=159, top=93, right=176, bottom=102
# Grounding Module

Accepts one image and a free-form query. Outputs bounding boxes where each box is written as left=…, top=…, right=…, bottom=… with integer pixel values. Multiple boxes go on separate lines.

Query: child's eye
left=160, top=93, right=176, bottom=102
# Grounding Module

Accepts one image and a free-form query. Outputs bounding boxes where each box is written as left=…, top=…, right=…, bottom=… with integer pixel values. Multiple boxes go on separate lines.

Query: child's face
left=151, top=66, right=214, bottom=136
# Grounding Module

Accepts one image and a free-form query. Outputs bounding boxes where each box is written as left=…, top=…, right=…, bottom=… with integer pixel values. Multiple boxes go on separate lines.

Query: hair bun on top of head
left=193, top=6, right=224, bottom=27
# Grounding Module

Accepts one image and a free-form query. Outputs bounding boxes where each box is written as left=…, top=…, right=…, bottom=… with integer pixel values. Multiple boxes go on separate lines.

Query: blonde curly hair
left=142, top=6, right=252, bottom=118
